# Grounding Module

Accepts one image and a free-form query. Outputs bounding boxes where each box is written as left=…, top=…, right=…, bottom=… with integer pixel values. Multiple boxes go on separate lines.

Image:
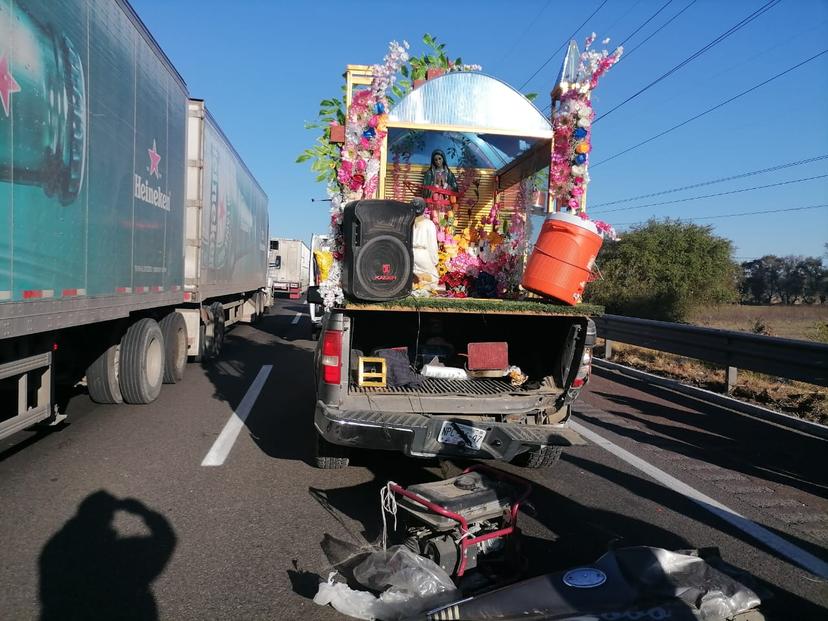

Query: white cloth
left=412, top=217, right=439, bottom=284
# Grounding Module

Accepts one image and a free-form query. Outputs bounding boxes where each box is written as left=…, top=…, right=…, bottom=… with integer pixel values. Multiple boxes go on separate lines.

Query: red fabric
left=467, top=342, right=509, bottom=371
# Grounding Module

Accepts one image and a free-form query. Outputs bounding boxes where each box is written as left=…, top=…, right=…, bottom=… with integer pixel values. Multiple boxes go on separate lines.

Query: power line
left=591, top=155, right=828, bottom=207
left=602, top=0, right=645, bottom=36
left=614, top=203, right=828, bottom=226
left=592, top=173, right=828, bottom=214
left=620, top=0, right=698, bottom=63
left=593, top=0, right=781, bottom=124
left=502, top=0, right=554, bottom=62
left=618, top=0, right=675, bottom=47
left=518, top=0, right=611, bottom=91
left=542, top=0, right=696, bottom=114
left=590, top=48, right=828, bottom=169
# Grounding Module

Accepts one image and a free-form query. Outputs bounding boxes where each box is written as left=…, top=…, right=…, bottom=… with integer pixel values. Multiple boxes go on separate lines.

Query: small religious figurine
left=422, top=149, right=458, bottom=207
left=411, top=198, right=439, bottom=294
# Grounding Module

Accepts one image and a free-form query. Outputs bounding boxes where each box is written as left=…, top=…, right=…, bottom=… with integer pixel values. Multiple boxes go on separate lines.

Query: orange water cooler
left=522, top=212, right=603, bottom=305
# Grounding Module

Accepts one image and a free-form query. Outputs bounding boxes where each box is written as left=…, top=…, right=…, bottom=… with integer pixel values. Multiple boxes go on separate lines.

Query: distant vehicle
left=0, top=0, right=268, bottom=441
left=268, top=238, right=310, bottom=300
left=308, top=234, right=332, bottom=339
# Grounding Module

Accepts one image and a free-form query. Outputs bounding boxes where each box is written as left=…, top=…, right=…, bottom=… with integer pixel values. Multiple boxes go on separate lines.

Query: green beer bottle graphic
left=0, top=0, right=86, bottom=205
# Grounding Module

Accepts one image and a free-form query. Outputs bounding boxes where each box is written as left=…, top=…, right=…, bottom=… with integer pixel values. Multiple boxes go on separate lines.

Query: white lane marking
left=291, top=312, right=302, bottom=324
left=201, top=365, right=272, bottom=467
left=570, top=419, right=828, bottom=579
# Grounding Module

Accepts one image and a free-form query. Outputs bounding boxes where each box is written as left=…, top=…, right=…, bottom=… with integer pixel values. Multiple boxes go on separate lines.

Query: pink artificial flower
left=568, top=198, right=579, bottom=209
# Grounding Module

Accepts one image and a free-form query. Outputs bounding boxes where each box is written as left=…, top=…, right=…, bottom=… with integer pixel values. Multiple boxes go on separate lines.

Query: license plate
left=438, top=421, right=487, bottom=450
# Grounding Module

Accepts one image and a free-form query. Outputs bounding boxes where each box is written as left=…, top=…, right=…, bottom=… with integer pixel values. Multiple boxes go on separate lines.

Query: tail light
left=321, top=330, right=343, bottom=385
left=572, top=347, right=592, bottom=388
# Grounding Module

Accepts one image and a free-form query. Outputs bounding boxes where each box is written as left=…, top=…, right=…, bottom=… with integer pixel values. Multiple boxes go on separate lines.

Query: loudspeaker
left=342, top=200, right=416, bottom=301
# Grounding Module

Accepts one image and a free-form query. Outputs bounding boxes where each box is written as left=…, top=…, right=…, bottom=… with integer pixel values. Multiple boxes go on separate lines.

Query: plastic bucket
left=521, top=212, right=603, bottom=305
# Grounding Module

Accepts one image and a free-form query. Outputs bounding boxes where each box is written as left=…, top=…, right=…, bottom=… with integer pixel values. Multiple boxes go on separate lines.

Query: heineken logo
left=0, top=55, right=21, bottom=117
left=134, top=174, right=171, bottom=211
left=134, top=139, right=170, bottom=210
left=148, top=139, right=162, bottom=178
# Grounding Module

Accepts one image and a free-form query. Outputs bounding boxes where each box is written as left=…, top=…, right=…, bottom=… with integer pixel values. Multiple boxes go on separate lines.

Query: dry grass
left=687, top=304, right=828, bottom=342
left=595, top=341, right=828, bottom=426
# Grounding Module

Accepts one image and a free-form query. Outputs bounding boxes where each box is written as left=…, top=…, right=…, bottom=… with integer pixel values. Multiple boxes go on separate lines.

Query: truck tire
left=512, top=445, right=562, bottom=469
left=120, top=318, right=164, bottom=404
left=87, top=343, right=123, bottom=404
left=191, top=323, right=206, bottom=363
left=315, top=434, right=349, bottom=469
left=203, top=302, right=225, bottom=360
left=159, top=312, right=187, bottom=384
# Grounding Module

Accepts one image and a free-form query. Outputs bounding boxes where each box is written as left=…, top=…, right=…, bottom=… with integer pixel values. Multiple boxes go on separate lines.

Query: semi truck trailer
left=268, top=238, right=310, bottom=300
left=0, top=0, right=269, bottom=441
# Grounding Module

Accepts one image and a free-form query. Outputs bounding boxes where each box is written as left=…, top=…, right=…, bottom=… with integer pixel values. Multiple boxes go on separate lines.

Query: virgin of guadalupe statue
left=422, top=149, right=458, bottom=207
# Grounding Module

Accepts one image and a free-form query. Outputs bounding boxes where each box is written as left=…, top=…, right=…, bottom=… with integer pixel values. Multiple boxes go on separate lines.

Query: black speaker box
left=342, top=200, right=416, bottom=301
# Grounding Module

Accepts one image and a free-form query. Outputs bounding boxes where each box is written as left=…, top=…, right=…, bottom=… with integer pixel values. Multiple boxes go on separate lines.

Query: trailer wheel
left=87, top=343, right=123, bottom=404
left=314, top=434, right=349, bottom=469
left=159, top=312, right=188, bottom=384
left=191, top=323, right=206, bottom=363
left=120, top=318, right=164, bottom=404
left=203, top=302, right=225, bottom=359
left=512, top=445, right=562, bottom=469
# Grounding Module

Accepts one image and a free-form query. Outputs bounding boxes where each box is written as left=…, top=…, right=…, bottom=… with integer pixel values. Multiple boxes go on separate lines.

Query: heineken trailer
left=0, top=0, right=269, bottom=440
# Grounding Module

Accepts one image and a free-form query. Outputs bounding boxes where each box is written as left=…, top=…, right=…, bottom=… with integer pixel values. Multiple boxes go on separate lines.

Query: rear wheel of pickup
left=512, top=445, right=562, bottom=469
left=315, top=434, right=350, bottom=469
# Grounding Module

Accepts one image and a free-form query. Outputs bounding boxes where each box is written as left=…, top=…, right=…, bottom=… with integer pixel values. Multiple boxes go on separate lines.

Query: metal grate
left=351, top=377, right=528, bottom=396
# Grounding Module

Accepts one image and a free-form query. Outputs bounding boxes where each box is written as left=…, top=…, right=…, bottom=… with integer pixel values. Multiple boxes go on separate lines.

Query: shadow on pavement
left=196, top=300, right=318, bottom=465
left=584, top=369, right=828, bottom=499
left=563, top=452, right=828, bottom=620
left=39, top=490, right=176, bottom=621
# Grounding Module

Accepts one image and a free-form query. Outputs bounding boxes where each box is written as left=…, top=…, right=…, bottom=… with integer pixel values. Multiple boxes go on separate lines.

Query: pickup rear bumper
left=314, top=401, right=585, bottom=462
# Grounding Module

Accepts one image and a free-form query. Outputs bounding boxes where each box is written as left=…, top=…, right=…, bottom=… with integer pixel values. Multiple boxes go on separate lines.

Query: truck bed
left=351, top=376, right=539, bottom=397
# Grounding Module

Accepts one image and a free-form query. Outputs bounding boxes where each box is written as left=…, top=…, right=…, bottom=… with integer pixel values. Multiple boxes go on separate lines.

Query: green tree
left=740, top=255, right=782, bottom=304
left=585, top=219, right=739, bottom=321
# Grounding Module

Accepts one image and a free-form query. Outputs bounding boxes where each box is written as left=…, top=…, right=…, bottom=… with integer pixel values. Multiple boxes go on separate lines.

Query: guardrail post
left=605, top=339, right=613, bottom=360
left=726, top=366, right=738, bottom=394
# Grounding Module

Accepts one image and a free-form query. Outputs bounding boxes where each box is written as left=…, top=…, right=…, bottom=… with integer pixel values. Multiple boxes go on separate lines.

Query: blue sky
left=131, top=0, right=828, bottom=261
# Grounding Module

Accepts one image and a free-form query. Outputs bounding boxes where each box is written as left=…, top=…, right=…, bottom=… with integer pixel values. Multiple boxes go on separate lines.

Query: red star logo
left=148, top=139, right=162, bottom=178
left=0, top=55, right=21, bottom=118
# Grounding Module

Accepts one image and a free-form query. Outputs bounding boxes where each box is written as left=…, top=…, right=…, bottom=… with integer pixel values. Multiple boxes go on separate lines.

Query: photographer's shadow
left=39, top=490, right=176, bottom=621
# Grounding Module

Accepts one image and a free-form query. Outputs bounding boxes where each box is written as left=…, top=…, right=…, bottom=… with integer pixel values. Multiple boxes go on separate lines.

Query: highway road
left=1, top=300, right=826, bottom=620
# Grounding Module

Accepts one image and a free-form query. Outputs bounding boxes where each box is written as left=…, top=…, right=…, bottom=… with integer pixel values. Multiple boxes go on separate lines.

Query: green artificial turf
left=344, top=296, right=604, bottom=316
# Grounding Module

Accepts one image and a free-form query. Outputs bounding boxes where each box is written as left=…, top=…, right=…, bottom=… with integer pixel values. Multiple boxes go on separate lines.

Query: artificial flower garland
left=320, top=41, right=410, bottom=307
left=549, top=34, right=622, bottom=239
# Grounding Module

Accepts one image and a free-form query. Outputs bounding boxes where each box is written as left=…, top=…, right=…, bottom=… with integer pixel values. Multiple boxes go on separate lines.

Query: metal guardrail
left=593, top=314, right=828, bottom=388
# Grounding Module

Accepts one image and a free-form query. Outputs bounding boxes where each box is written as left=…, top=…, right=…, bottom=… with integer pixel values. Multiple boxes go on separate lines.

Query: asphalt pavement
left=0, top=299, right=825, bottom=620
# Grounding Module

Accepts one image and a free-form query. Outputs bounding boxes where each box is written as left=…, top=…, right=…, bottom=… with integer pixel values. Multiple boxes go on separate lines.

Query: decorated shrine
left=304, top=36, right=621, bottom=308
